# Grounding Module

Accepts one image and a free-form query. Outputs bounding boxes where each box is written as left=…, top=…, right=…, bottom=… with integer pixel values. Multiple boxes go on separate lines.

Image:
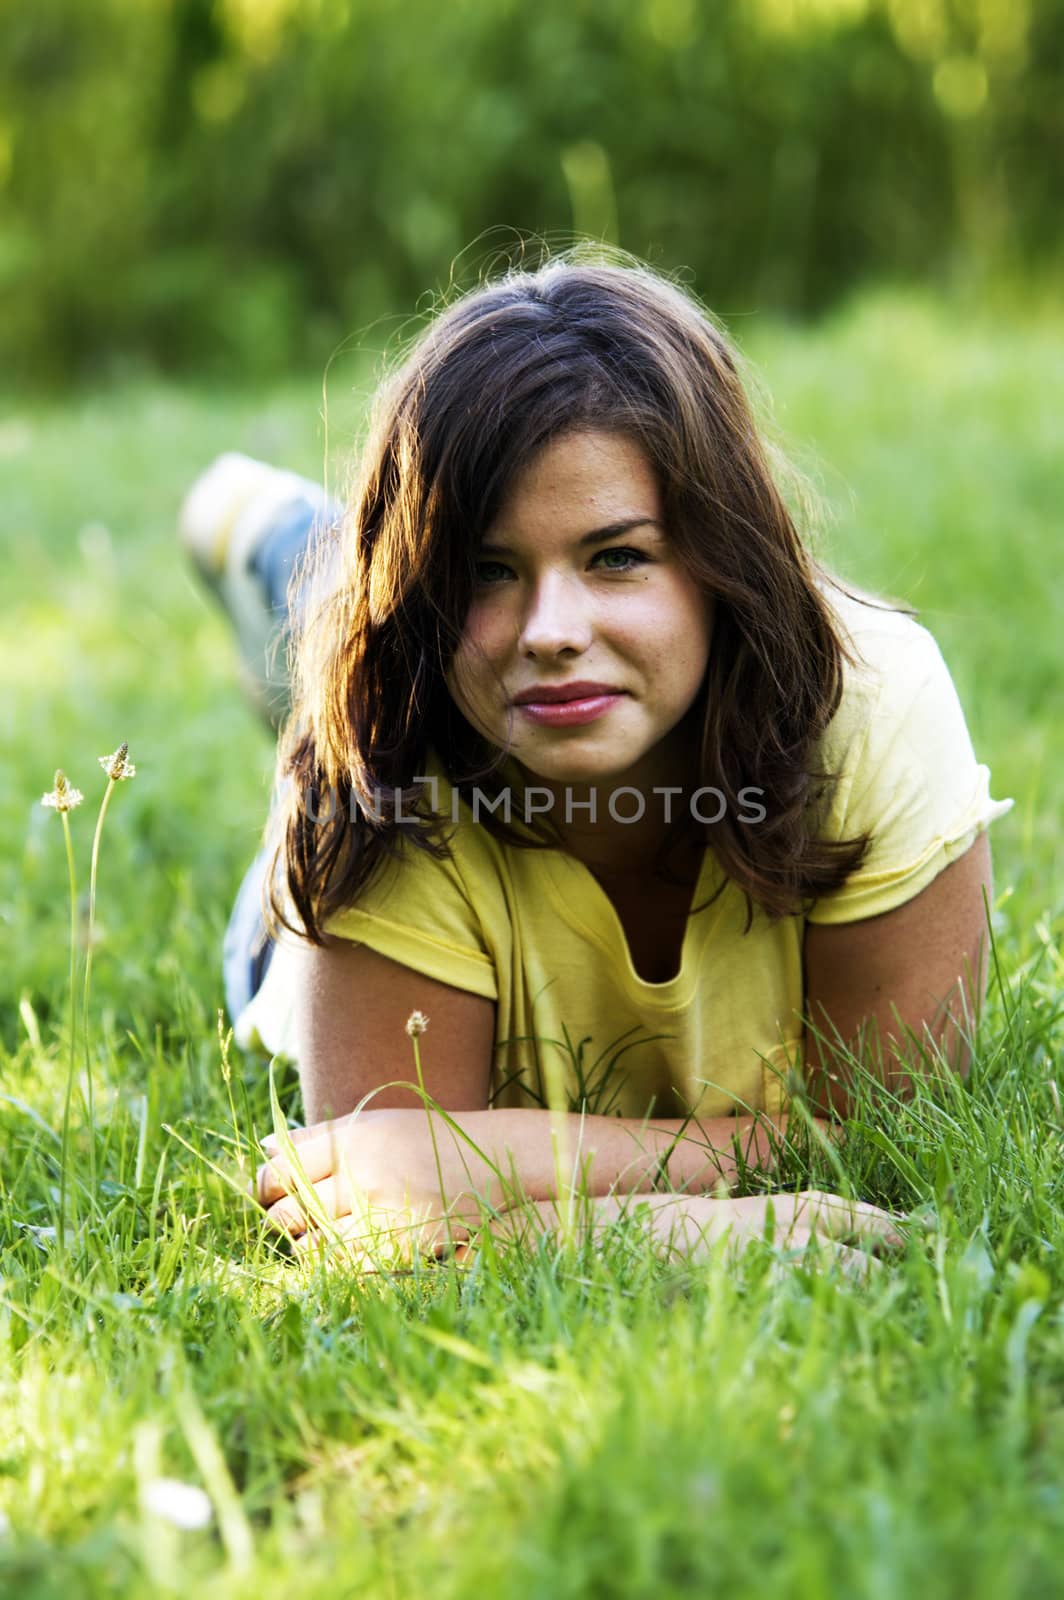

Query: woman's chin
left=512, top=753, right=647, bottom=791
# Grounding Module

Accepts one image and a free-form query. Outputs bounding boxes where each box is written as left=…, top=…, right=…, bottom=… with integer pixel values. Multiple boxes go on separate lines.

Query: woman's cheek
left=445, top=640, right=504, bottom=739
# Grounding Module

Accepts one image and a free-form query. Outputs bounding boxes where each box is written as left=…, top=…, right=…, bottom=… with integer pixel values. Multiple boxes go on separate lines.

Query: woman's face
left=446, top=430, right=713, bottom=791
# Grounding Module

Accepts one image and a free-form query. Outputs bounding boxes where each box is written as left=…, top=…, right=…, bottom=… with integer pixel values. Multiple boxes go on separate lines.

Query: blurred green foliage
left=1, top=0, right=1060, bottom=383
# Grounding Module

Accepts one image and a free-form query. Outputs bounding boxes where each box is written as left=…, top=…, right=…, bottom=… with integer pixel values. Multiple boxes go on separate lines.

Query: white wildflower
left=99, top=742, right=136, bottom=781
left=405, top=1010, right=430, bottom=1037
left=142, top=1477, right=213, bottom=1531
left=41, top=770, right=83, bottom=812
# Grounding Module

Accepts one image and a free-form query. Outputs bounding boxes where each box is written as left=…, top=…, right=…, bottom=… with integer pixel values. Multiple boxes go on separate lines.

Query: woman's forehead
left=488, top=430, right=661, bottom=536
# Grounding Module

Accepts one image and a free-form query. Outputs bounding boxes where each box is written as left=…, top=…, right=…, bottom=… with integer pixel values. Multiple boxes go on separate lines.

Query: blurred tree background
left=0, top=0, right=1059, bottom=385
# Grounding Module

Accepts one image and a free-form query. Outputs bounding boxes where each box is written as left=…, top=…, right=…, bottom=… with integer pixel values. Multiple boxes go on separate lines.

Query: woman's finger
left=826, top=1241, right=884, bottom=1279
left=293, top=1208, right=470, bottom=1264
left=256, top=1125, right=354, bottom=1205
left=787, top=1235, right=886, bottom=1280
left=264, top=1174, right=348, bottom=1237
left=789, top=1190, right=906, bottom=1248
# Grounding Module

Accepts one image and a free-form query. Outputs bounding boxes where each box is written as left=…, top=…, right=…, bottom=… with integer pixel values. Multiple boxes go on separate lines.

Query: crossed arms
left=255, top=836, right=991, bottom=1258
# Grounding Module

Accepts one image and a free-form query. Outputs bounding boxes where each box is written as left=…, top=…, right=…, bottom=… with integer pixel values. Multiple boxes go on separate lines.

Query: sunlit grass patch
left=0, top=293, right=1061, bottom=1596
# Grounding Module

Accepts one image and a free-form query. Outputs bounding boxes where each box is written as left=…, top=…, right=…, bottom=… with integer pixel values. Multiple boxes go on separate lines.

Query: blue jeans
left=221, top=485, right=341, bottom=1024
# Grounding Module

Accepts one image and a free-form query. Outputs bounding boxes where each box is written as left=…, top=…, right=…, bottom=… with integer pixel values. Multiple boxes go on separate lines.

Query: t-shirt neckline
left=539, top=844, right=725, bottom=1006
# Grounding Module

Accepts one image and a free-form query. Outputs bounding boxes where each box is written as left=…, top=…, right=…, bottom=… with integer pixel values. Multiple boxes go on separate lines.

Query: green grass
left=0, top=290, right=1062, bottom=1598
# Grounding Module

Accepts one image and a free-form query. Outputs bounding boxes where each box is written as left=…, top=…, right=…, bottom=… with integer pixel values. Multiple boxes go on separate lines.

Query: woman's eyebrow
left=479, top=518, right=664, bottom=555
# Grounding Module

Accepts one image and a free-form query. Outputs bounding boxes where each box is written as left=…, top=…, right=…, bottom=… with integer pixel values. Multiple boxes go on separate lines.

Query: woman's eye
left=593, top=547, right=649, bottom=573
left=474, top=548, right=649, bottom=583
left=474, top=560, right=514, bottom=585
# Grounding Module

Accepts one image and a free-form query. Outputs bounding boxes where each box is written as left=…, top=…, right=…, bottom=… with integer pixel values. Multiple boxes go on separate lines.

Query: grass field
left=1, top=290, right=1062, bottom=1598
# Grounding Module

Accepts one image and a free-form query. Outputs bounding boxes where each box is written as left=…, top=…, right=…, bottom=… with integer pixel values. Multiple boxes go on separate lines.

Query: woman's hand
left=256, top=1107, right=500, bottom=1253
left=492, top=1189, right=906, bottom=1276
left=623, top=1189, right=905, bottom=1264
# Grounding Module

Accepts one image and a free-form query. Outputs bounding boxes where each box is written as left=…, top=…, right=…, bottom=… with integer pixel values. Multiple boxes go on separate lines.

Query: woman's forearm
left=480, top=1188, right=901, bottom=1269
left=256, top=1103, right=826, bottom=1242
left=486, top=1193, right=723, bottom=1256
left=434, top=1106, right=797, bottom=1206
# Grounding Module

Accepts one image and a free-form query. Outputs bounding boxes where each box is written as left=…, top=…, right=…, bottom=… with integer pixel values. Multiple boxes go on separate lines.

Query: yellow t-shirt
left=238, top=589, right=1011, bottom=1117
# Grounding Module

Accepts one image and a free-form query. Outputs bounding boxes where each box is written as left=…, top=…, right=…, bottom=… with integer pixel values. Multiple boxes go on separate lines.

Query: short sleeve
left=807, top=611, right=1012, bottom=926
left=234, top=776, right=502, bottom=1059
left=326, top=840, right=498, bottom=1000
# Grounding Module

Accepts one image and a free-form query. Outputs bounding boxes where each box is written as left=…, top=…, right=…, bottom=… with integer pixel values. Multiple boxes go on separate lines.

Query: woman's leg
left=181, top=455, right=342, bottom=1021
left=180, top=453, right=342, bottom=728
left=222, top=845, right=276, bottom=1024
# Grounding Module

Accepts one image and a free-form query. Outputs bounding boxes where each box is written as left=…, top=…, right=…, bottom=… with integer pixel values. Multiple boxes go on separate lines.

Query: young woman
left=184, top=259, right=1010, bottom=1265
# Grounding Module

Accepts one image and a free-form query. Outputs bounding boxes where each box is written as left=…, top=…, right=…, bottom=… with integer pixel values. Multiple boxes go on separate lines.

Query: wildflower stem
left=217, top=1013, right=253, bottom=1254
left=82, top=775, right=117, bottom=1198
left=58, top=808, right=78, bottom=1251
left=217, top=1012, right=242, bottom=1167
left=410, top=1033, right=454, bottom=1260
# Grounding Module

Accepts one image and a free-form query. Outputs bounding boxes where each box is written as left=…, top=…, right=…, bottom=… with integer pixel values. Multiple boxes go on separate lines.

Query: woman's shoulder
left=825, top=579, right=941, bottom=677
left=808, top=579, right=1011, bottom=921
left=817, top=579, right=952, bottom=757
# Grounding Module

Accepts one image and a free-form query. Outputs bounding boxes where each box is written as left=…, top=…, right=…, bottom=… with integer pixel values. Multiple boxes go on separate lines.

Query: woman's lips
left=514, top=691, right=626, bottom=728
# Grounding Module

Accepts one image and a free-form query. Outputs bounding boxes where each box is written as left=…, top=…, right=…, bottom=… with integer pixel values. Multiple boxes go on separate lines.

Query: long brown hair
left=271, top=256, right=868, bottom=941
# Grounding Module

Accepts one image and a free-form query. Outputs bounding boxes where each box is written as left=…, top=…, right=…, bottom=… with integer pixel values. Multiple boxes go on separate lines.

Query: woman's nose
left=518, top=569, right=593, bottom=659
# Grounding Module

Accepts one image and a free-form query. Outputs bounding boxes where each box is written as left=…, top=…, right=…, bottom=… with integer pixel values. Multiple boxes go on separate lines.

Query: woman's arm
left=256, top=1101, right=803, bottom=1238
left=260, top=936, right=814, bottom=1238
left=294, top=938, right=496, bottom=1121
left=289, top=1190, right=905, bottom=1273
left=802, top=833, right=993, bottom=1116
